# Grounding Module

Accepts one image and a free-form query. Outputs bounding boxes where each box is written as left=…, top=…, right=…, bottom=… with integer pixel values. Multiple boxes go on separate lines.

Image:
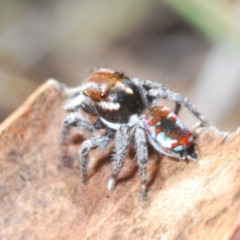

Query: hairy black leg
left=61, top=112, right=96, bottom=142
left=80, top=102, right=97, bottom=116
left=142, top=80, right=209, bottom=126
left=174, top=103, right=181, bottom=116
left=133, top=127, right=148, bottom=199
left=79, top=134, right=113, bottom=179
left=107, top=126, right=129, bottom=191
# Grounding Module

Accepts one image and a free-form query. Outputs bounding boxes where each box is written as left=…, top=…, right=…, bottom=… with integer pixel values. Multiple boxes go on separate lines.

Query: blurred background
left=0, top=0, right=240, bottom=131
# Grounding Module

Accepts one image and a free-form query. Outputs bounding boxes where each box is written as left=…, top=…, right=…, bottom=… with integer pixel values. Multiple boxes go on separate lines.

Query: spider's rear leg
left=80, top=133, right=113, bottom=182
left=107, top=126, right=130, bottom=191
left=167, top=93, right=208, bottom=126
left=165, top=93, right=208, bottom=126
left=142, top=80, right=209, bottom=126
left=174, top=103, right=181, bottom=116
left=133, top=127, right=148, bottom=199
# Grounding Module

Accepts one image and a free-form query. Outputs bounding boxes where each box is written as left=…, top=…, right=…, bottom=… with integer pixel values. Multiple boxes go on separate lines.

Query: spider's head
left=82, top=68, right=134, bottom=111
left=82, top=68, right=145, bottom=123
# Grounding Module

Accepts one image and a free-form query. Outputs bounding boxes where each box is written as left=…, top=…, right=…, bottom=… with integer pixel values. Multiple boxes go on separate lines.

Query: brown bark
left=0, top=80, right=240, bottom=240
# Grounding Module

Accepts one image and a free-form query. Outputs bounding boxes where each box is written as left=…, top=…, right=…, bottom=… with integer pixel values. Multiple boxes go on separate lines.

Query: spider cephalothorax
left=62, top=68, right=209, bottom=199
left=80, top=68, right=147, bottom=123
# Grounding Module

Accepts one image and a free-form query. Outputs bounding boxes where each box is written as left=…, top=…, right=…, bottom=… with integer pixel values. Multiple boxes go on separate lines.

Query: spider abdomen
left=139, top=105, right=195, bottom=158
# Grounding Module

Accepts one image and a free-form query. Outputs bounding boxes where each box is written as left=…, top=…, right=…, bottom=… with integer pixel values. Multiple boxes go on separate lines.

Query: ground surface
left=0, top=80, right=240, bottom=240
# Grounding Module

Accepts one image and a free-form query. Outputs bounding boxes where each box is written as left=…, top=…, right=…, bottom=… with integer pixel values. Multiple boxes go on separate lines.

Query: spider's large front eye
left=100, top=92, right=107, bottom=100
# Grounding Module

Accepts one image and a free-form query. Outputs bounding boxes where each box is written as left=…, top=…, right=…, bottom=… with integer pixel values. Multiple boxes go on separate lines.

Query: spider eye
left=100, top=92, right=107, bottom=99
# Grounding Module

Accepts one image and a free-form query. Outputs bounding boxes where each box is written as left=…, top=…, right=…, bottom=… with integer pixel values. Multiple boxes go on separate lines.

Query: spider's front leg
left=107, top=126, right=130, bottom=191
left=61, top=112, right=96, bottom=142
left=133, top=127, right=148, bottom=199
left=80, top=128, right=114, bottom=180
left=142, top=80, right=209, bottom=126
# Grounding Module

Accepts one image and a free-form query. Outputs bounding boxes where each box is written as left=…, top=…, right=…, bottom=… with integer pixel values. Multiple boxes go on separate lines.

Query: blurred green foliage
left=163, top=0, right=240, bottom=49
left=0, top=0, right=239, bottom=130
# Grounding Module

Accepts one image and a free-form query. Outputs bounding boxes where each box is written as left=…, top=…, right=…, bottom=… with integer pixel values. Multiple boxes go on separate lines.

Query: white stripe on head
left=115, top=82, right=133, bottom=95
left=98, top=68, right=115, bottom=73
left=98, top=101, right=120, bottom=111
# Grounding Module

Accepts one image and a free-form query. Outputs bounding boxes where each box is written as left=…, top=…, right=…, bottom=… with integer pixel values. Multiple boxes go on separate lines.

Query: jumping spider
left=62, top=68, right=209, bottom=199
